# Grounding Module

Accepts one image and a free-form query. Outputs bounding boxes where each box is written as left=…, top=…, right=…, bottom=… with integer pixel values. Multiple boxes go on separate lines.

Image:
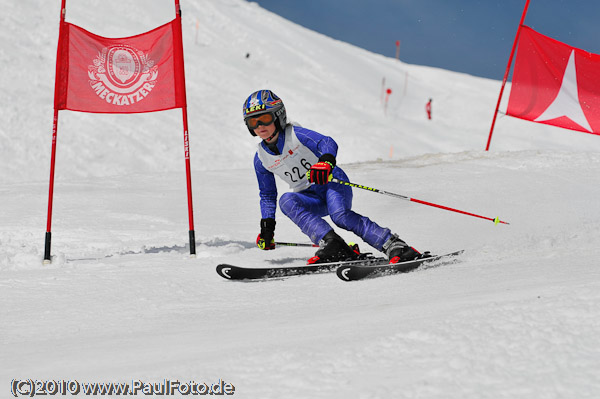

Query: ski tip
left=336, top=266, right=353, bottom=282
left=216, top=264, right=234, bottom=280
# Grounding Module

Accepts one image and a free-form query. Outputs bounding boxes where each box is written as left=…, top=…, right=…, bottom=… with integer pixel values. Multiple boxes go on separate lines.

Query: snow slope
left=2, top=1, right=600, bottom=398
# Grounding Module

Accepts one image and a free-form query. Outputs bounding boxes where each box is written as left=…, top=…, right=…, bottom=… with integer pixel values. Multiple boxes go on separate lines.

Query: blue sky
left=254, top=0, right=600, bottom=80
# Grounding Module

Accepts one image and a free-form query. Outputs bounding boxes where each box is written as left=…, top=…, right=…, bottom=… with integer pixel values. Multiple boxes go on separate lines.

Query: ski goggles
left=245, top=113, right=275, bottom=129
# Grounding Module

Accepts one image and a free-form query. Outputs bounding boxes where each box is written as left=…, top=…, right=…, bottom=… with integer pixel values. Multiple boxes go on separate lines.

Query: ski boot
left=307, top=230, right=360, bottom=264
left=383, top=234, right=429, bottom=264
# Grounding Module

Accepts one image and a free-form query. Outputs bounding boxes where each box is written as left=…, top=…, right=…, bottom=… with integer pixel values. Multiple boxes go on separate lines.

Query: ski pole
left=330, top=178, right=509, bottom=225
left=275, top=241, right=319, bottom=247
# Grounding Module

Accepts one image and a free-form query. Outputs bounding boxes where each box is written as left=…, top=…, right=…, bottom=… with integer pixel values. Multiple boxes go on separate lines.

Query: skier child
left=244, top=89, right=424, bottom=264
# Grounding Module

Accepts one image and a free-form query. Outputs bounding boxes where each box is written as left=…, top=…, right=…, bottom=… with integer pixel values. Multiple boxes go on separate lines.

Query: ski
left=216, top=256, right=388, bottom=281
left=336, top=250, right=464, bottom=281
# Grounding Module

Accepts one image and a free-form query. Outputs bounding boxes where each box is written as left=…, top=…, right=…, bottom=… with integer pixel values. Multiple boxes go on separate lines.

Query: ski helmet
left=242, top=90, right=287, bottom=136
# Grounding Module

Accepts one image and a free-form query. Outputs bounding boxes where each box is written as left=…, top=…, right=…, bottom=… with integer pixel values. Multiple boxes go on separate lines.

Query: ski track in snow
left=2, top=0, right=600, bottom=398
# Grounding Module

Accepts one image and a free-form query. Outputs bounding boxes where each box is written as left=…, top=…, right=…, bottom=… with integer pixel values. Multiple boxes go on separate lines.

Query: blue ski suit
left=254, top=125, right=393, bottom=250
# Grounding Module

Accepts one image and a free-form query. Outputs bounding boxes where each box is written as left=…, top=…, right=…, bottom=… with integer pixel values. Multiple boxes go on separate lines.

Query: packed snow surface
left=2, top=1, right=600, bottom=398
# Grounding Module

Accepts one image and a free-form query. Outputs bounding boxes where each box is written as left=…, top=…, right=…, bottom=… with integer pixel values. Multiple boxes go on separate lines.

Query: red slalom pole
left=485, top=0, right=530, bottom=151
left=330, top=178, right=509, bottom=225
left=175, top=0, right=196, bottom=256
left=44, top=0, right=67, bottom=264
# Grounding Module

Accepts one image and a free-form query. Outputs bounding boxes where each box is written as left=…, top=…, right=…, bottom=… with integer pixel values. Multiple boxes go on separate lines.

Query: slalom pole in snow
left=330, top=178, right=509, bottom=225
left=275, top=242, right=319, bottom=248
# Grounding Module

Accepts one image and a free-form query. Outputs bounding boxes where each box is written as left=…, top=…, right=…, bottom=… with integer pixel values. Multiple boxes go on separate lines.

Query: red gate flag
left=55, top=20, right=186, bottom=113
left=45, top=0, right=196, bottom=263
left=507, top=26, right=600, bottom=135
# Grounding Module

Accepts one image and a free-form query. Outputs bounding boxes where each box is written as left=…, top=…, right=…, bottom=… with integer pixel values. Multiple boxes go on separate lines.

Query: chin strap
left=265, top=130, right=279, bottom=142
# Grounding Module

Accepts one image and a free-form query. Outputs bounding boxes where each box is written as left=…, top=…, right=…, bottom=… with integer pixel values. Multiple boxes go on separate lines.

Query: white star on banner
left=534, top=50, right=592, bottom=132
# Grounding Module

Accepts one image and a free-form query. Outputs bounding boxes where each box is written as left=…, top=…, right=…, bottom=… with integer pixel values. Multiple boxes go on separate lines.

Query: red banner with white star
left=507, top=26, right=600, bottom=135
left=55, top=19, right=186, bottom=113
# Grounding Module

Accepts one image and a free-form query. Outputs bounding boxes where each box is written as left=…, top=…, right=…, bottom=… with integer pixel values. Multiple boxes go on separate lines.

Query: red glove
left=306, top=154, right=336, bottom=185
